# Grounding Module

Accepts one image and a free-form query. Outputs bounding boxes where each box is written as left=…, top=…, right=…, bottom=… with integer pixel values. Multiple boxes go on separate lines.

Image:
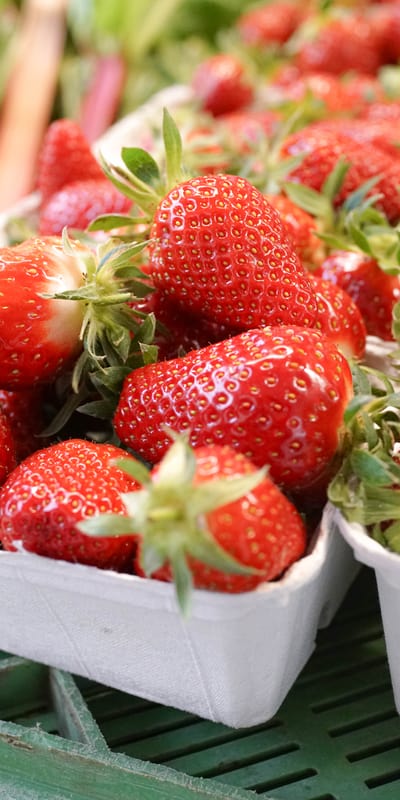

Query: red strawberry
left=113, top=325, right=353, bottom=498
left=148, top=173, right=318, bottom=331
left=265, top=193, right=325, bottom=269
left=281, top=126, right=400, bottom=223
left=294, top=12, right=384, bottom=76
left=0, top=236, right=86, bottom=389
left=131, top=282, right=236, bottom=361
left=315, top=250, right=400, bottom=341
left=309, top=117, right=400, bottom=160
left=191, top=54, right=254, bottom=117
left=0, top=233, right=151, bottom=401
left=0, top=438, right=140, bottom=569
left=0, top=387, right=46, bottom=462
left=80, top=436, right=307, bottom=612
left=237, top=1, right=306, bottom=47
left=0, top=410, right=17, bottom=486
left=36, top=119, right=104, bottom=204
left=38, top=178, right=132, bottom=235
left=309, top=274, right=367, bottom=359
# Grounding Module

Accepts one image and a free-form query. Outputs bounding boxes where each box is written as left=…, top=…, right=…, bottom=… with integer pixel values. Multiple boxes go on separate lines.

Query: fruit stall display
left=1, top=0, right=400, bottom=797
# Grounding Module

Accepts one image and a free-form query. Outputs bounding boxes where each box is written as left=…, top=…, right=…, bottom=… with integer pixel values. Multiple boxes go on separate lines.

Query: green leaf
left=121, top=147, right=160, bottom=185
left=282, top=181, right=331, bottom=220
left=163, top=107, right=184, bottom=190
left=79, top=514, right=137, bottom=538
left=88, top=214, right=136, bottom=232
left=349, top=449, right=398, bottom=485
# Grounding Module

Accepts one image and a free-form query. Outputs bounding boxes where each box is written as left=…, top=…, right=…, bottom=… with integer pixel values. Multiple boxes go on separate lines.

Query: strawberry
left=0, top=438, right=140, bottom=569
left=309, top=274, right=367, bottom=360
left=0, top=387, right=46, bottom=462
left=0, top=410, right=17, bottom=486
left=36, top=119, right=104, bottom=204
left=80, top=435, right=307, bottom=612
left=113, top=325, right=353, bottom=499
left=0, top=232, right=156, bottom=426
left=281, top=125, right=400, bottom=224
left=294, top=12, right=384, bottom=76
left=265, top=192, right=325, bottom=270
left=131, top=281, right=236, bottom=361
left=191, top=54, right=254, bottom=117
left=237, top=1, right=306, bottom=47
left=148, top=173, right=318, bottom=331
left=315, top=250, right=400, bottom=341
left=0, top=236, right=86, bottom=389
left=38, top=178, right=132, bottom=236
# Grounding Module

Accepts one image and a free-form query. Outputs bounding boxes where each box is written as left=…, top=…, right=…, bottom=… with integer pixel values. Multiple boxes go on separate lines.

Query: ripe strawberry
left=191, top=54, right=254, bottom=117
left=0, top=410, right=17, bottom=486
left=36, top=119, right=104, bottom=204
left=0, top=236, right=86, bottom=389
left=113, top=325, right=353, bottom=498
left=38, top=178, right=132, bottom=235
left=131, top=281, right=236, bottom=361
left=148, top=173, right=318, bottom=331
left=80, top=435, right=307, bottom=612
left=0, top=387, right=46, bottom=462
left=309, top=117, right=400, bottom=160
left=265, top=193, right=325, bottom=269
left=294, top=12, right=384, bottom=76
left=237, top=1, right=306, bottom=47
left=0, top=438, right=140, bottom=569
left=0, top=233, right=155, bottom=408
left=315, top=250, right=400, bottom=341
left=281, top=125, right=400, bottom=223
left=309, top=274, right=367, bottom=359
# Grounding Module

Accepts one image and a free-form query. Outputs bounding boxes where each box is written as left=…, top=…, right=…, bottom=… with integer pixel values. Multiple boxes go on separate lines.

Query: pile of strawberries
left=1, top=0, right=400, bottom=610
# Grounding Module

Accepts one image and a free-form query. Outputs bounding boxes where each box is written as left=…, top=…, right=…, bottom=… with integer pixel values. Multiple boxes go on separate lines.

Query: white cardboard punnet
left=332, top=505, right=400, bottom=715
left=0, top=505, right=358, bottom=728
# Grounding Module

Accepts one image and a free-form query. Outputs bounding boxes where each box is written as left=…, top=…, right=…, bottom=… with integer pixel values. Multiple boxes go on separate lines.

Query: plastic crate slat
left=0, top=656, right=48, bottom=719
left=98, top=703, right=197, bottom=747
left=49, top=668, right=109, bottom=753
left=0, top=720, right=258, bottom=800
left=117, top=720, right=285, bottom=763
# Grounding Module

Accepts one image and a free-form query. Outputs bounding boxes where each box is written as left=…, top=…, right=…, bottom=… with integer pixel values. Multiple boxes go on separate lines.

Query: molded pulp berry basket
left=0, top=505, right=358, bottom=728
left=332, top=504, right=400, bottom=715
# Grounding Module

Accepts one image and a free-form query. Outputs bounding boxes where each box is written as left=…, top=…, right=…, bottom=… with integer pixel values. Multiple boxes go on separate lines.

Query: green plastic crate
left=0, top=568, right=399, bottom=799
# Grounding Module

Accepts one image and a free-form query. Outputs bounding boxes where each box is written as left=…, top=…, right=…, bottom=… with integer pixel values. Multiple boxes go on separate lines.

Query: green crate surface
left=0, top=568, right=399, bottom=799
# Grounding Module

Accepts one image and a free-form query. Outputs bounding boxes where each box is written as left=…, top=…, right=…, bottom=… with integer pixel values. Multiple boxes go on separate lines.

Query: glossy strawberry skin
left=0, top=236, right=86, bottom=389
left=0, top=387, right=46, bottom=462
left=237, top=1, right=305, bottom=47
left=315, top=250, right=400, bottom=341
left=135, top=445, right=307, bottom=592
left=0, top=439, right=140, bottom=570
left=282, top=126, right=400, bottom=224
left=114, top=325, right=353, bottom=495
left=37, top=118, right=104, bottom=203
left=38, top=178, right=132, bottom=235
left=0, top=410, right=17, bottom=486
left=149, top=174, right=318, bottom=332
left=309, top=274, right=367, bottom=360
left=266, top=193, right=324, bottom=270
left=294, top=14, right=384, bottom=76
left=191, top=54, right=254, bottom=117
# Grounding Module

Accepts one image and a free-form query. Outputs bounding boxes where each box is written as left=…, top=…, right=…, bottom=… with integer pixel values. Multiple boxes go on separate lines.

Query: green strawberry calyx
left=79, top=432, right=266, bottom=615
left=92, top=108, right=189, bottom=237
left=328, top=362, right=400, bottom=553
left=41, top=230, right=158, bottom=434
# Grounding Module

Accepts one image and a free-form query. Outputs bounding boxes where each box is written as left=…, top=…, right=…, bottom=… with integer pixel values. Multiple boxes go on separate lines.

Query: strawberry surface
left=134, top=443, right=307, bottom=593
left=36, top=118, right=104, bottom=203
left=0, top=236, right=86, bottom=388
left=38, top=178, right=132, bottom=235
left=0, top=439, right=140, bottom=569
left=114, top=325, right=353, bottom=496
left=148, top=173, right=318, bottom=331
